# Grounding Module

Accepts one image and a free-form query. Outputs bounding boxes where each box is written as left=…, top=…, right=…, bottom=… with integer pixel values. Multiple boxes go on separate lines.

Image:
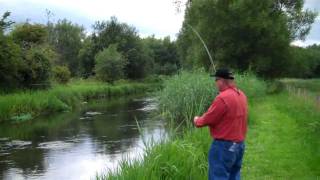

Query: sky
left=0, top=0, right=186, bottom=39
left=292, top=0, right=320, bottom=47
left=0, top=0, right=319, bottom=46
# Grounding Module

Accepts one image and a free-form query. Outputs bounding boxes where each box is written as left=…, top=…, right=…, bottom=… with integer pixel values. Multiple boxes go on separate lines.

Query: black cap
left=210, top=68, right=234, bottom=79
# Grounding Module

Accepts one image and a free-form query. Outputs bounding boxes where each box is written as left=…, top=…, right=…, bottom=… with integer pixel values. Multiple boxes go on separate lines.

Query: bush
left=0, top=34, right=22, bottom=90
left=10, top=23, right=48, bottom=48
left=53, top=65, right=71, bottom=84
left=20, top=45, right=53, bottom=89
left=235, top=72, right=267, bottom=99
left=1, top=18, right=57, bottom=90
left=95, top=44, right=127, bottom=83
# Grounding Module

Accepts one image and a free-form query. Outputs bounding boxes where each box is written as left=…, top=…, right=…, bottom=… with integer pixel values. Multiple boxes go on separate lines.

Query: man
left=194, top=68, right=248, bottom=180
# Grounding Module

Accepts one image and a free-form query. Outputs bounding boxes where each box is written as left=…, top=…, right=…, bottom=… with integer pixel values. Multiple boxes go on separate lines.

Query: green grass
left=243, top=93, right=320, bottom=179
left=280, top=78, right=320, bottom=110
left=0, top=79, right=157, bottom=122
left=158, top=70, right=216, bottom=128
left=100, top=71, right=320, bottom=179
left=281, top=78, right=320, bottom=93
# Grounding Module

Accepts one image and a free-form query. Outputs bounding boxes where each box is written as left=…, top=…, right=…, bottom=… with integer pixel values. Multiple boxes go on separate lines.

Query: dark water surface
left=0, top=95, right=166, bottom=180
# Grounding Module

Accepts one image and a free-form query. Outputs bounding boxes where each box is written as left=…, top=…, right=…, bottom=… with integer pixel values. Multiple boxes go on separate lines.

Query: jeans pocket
left=222, top=148, right=236, bottom=169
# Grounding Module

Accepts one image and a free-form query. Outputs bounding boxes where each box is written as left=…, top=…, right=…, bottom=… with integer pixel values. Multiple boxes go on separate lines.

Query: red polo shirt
left=195, top=86, right=248, bottom=142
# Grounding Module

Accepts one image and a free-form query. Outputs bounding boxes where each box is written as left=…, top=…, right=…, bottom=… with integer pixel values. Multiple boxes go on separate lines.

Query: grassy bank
left=102, top=71, right=320, bottom=179
left=243, top=93, right=320, bottom=179
left=0, top=79, right=157, bottom=122
left=281, top=78, right=320, bottom=93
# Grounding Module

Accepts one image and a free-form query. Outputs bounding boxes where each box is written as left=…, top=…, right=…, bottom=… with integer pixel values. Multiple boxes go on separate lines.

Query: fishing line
left=187, top=24, right=216, bottom=72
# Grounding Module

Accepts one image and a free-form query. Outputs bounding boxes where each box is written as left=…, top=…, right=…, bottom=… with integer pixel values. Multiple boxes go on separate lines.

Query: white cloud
left=0, top=0, right=186, bottom=39
left=3, top=0, right=317, bottom=43
left=291, top=39, right=320, bottom=47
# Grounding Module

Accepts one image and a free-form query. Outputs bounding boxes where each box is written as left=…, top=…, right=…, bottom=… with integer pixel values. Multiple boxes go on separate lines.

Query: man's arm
left=194, top=97, right=227, bottom=128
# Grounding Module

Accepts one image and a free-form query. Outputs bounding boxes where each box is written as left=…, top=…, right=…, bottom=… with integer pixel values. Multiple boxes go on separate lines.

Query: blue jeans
left=208, top=140, right=245, bottom=180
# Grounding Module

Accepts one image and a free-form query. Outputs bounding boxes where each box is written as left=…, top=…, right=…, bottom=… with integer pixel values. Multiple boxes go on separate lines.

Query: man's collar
left=219, top=85, right=237, bottom=92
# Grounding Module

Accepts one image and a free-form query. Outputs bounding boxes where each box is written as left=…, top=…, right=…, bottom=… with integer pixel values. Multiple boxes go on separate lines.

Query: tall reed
left=158, top=70, right=216, bottom=129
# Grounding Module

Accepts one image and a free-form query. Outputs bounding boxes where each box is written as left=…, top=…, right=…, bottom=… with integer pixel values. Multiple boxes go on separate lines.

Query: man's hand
left=194, top=116, right=200, bottom=127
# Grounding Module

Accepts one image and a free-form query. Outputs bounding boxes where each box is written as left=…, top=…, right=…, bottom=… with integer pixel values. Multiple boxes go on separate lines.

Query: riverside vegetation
left=102, top=71, right=320, bottom=179
left=0, top=79, right=159, bottom=122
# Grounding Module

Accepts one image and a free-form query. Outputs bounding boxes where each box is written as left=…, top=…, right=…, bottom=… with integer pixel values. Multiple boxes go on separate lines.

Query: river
left=0, top=95, right=166, bottom=180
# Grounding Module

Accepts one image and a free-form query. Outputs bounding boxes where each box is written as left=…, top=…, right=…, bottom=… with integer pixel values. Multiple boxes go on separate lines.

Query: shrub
left=20, top=45, right=53, bottom=89
left=53, top=65, right=71, bottom=84
left=0, top=34, right=22, bottom=90
left=95, top=44, right=127, bottom=83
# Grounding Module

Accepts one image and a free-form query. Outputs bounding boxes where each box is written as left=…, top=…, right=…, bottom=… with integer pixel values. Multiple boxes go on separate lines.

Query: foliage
left=142, top=36, right=180, bottom=75
left=1, top=18, right=58, bottom=90
left=10, top=23, right=48, bottom=48
left=177, top=0, right=317, bottom=78
left=0, top=11, right=14, bottom=33
left=92, top=18, right=180, bottom=78
left=0, top=12, right=179, bottom=91
left=0, top=32, right=22, bottom=89
left=78, top=38, right=96, bottom=78
left=92, top=17, right=150, bottom=79
left=95, top=44, right=127, bottom=83
left=53, top=65, right=71, bottom=84
left=48, top=19, right=85, bottom=75
left=287, top=45, right=320, bottom=78
left=19, top=45, right=53, bottom=88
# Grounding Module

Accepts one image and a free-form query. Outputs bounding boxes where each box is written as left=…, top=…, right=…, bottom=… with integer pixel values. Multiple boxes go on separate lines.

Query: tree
left=48, top=19, right=85, bottom=76
left=19, top=45, right=53, bottom=88
left=177, top=0, right=317, bottom=78
left=125, top=45, right=147, bottom=78
left=287, top=45, right=320, bottom=78
left=0, top=12, right=23, bottom=90
left=10, top=23, right=47, bottom=48
left=142, top=36, right=180, bottom=75
left=9, top=22, right=56, bottom=89
left=95, top=44, right=127, bottom=83
left=0, top=11, right=14, bottom=34
left=0, top=33, right=22, bottom=89
left=78, top=38, right=96, bottom=78
left=92, top=17, right=148, bottom=79
left=308, top=45, right=320, bottom=77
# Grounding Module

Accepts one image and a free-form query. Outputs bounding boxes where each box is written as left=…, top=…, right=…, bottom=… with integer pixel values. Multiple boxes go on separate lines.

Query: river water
left=0, top=95, right=166, bottom=180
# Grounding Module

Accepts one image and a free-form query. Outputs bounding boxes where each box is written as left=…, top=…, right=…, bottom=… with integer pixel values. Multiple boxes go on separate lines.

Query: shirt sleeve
left=195, top=97, right=227, bottom=127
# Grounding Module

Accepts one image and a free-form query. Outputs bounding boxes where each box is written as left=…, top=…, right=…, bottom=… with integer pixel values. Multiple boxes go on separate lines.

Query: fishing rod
left=187, top=24, right=216, bottom=73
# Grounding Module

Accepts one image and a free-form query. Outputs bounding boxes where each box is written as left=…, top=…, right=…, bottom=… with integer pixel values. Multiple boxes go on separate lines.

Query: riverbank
left=281, top=78, right=320, bottom=93
left=0, top=79, right=159, bottom=122
left=0, top=93, right=164, bottom=180
left=102, top=72, right=320, bottom=179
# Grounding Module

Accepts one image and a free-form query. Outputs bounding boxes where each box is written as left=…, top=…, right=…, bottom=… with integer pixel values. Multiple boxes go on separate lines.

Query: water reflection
left=0, top=95, right=166, bottom=180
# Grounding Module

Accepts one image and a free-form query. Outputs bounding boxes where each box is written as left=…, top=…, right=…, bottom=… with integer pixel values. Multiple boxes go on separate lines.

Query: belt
left=214, top=138, right=243, bottom=144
